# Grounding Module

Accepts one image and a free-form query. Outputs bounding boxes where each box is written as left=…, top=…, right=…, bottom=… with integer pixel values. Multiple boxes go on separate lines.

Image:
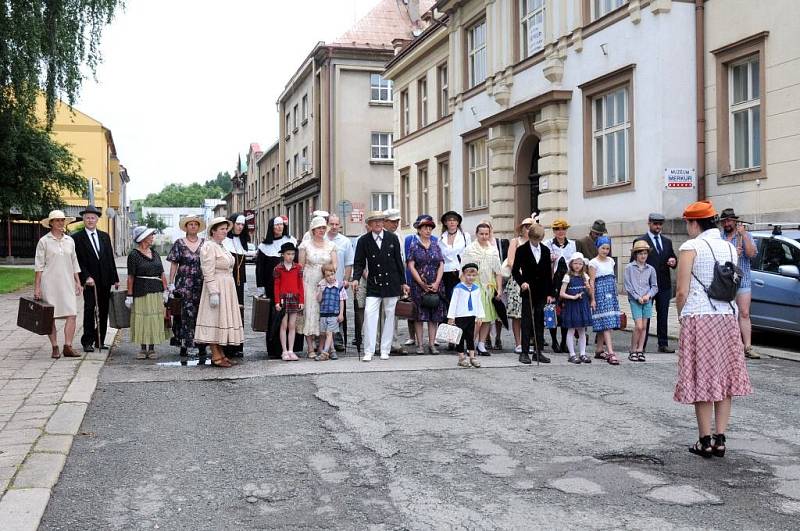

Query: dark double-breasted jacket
left=352, top=230, right=405, bottom=298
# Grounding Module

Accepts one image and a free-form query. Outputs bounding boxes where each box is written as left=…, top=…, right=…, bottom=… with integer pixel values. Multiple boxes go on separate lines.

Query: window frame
left=464, top=136, right=489, bottom=212
left=370, top=73, right=393, bottom=103
left=519, top=0, right=546, bottom=60
left=437, top=63, right=449, bottom=119
left=301, top=94, right=309, bottom=124
left=712, top=32, right=767, bottom=183
left=591, top=86, right=631, bottom=188
left=467, top=18, right=487, bottom=89
left=400, top=89, right=410, bottom=136
left=436, top=153, right=451, bottom=218
left=417, top=161, right=430, bottom=216
left=285, top=113, right=291, bottom=139
left=591, top=0, right=626, bottom=21
left=370, top=132, right=394, bottom=162
left=418, top=76, right=428, bottom=128
left=371, top=192, right=394, bottom=212
left=292, top=104, right=299, bottom=132
left=400, top=169, right=411, bottom=228
left=580, top=65, right=636, bottom=196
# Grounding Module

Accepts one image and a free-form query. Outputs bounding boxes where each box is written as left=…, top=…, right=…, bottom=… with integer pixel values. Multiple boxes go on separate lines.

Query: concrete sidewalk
left=0, top=289, right=116, bottom=531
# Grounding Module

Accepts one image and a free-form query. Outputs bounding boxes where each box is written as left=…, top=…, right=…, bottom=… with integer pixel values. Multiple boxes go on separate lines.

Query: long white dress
left=194, top=241, right=244, bottom=346
left=298, top=239, right=336, bottom=336
left=34, top=232, right=80, bottom=318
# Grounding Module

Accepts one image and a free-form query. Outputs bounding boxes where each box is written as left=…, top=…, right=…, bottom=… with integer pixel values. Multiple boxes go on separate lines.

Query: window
left=417, top=165, right=429, bottom=215
left=437, top=64, right=449, bottom=118
left=520, top=0, right=545, bottom=58
left=371, top=193, right=394, bottom=211
left=293, top=154, right=299, bottom=178
left=370, top=73, right=392, bottom=102
left=592, top=0, right=626, bottom=20
left=400, top=171, right=411, bottom=225
left=292, top=104, right=298, bottom=131
left=467, top=19, right=487, bottom=88
left=437, top=156, right=450, bottom=215
left=301, top=94, right=308, bottom=123
left=418, top=77, right=428, bottom=128
left=286, top=160, right=291, bottom=181
left=301, top=147, right=309, bottom=174
left=466, top=138, right=488, bottom=210
left=729, top=56, right=761, bottom=171
left=592, top=87, right=630, bottom=187
left=285, top=113, right=291, bottom=137
left=400, top=89, right=410, bottom=136
left=371, top=133, right=393, bottom=161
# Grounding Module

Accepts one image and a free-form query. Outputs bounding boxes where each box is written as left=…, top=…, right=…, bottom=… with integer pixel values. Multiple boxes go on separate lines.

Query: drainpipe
left=695, top=0, right=706, bottom=200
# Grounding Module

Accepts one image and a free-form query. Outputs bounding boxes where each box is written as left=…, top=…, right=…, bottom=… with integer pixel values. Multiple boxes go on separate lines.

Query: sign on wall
left=664, top=168, right=696, bottom=189
left=244, top=209, right=256, bottom=231
left=527, top=20, right=544, bottom=55
left=350, top=209, right=364, bottom=224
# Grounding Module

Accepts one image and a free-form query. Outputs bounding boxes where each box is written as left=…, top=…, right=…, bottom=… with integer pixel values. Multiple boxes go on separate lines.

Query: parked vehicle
left=246, top=243, right=257, bottom=263
left=749, top=224, right=800, bottom=336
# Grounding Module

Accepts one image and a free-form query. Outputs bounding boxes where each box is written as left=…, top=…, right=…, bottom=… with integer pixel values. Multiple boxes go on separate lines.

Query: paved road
left=39, top=263, right=800, bottom=529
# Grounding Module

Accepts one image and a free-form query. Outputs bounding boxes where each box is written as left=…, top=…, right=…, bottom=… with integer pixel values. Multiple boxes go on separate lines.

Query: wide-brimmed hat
left=648, top=212, right=666, bottom=223
left=384, top=208, right=401, bottom=221
left=309, top=216, right=328, bottom=231
left=79, top=205, right=103, bottom=218
left=208, top=216, right=233, bottom=233
left=312, top=210, right=330, bottom=219
left=568, top=252, right=587, bottom=265
left=518, top=217, right=534, bottom=229
left=40, top=210, right=76, bottom=228
left=415, top=215, right=435, bottom=229
left=683, top=200, right=716, bottom=220
left=279, top=242, right=297, bottom=254
left=631, top=240, right=651, bottom=253
left=719, top=208, right=739, bottom=221
left=552, top=218, right=570, bottom=230
left=365, top=210, right=386, bottom=223
left=440, top=210, right=462, bottom=225
left=179, top=215, right=206, bottom=232
left=590, top=220, right=607, bottom=234
left=133, top=226, right=157, bottom=243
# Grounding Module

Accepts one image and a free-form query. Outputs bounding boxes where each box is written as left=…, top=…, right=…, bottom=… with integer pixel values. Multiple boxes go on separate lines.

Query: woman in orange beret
left=674, top=200, right=752, bottom=458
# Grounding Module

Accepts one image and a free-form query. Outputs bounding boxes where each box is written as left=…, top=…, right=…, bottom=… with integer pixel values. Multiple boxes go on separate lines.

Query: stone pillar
left=534, top=102, right=569, bottom=227
left=487, top=124, right=516, bottom=238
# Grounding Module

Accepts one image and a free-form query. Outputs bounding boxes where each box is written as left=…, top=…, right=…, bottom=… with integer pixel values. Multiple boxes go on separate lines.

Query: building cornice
left=478, top=89, right=572, bottom=129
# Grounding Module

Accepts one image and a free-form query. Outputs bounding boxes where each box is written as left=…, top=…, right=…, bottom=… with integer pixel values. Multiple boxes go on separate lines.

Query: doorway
left=514, top=134, right=541, bottom=223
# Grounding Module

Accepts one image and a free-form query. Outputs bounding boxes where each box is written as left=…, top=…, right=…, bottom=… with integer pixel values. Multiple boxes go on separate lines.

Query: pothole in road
left=594, top=452, right=665, bottom=466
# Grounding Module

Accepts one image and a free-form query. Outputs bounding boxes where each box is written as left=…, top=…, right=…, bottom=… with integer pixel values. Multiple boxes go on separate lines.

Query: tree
left=206, top=171, right=232, bottom=194
left=0, top=111, right=85, bottom=217
left=142, top=213, right=167, bottom=231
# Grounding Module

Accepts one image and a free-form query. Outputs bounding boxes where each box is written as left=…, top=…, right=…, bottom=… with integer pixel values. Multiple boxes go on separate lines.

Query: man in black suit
left=73, top=205, right=119, bottom=352
left=511, top=224, right=554, bottom=364
left=633, top=212, right=677, bottom=353
left=351, top=211, right=409, bottom=362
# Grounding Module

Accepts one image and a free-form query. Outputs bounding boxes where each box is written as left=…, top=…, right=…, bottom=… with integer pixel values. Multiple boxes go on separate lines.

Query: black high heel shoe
left=712, top=433, right=726, bottom=457
left=689, top=435, right=713, bottom=458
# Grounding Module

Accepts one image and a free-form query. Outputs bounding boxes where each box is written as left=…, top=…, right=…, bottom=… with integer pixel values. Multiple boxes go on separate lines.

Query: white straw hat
left=309, top=216, right=328, bottom=231
left=40, top=210, right=76, bottom=228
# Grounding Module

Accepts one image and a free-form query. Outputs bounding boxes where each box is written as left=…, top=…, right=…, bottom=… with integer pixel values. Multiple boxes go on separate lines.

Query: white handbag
left=435, top=323, right=463, bottom=345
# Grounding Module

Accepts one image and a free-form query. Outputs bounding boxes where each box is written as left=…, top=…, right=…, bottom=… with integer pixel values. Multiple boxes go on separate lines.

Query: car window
left=760, top=239, right=800, bottom=273
left=751, top=238, right=763, bottom=270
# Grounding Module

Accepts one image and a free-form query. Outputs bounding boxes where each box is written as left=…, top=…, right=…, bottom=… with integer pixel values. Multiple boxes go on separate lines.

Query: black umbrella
left=269, top=306, right=286, bottom=342
left=492, top=296, right=509, bottom=329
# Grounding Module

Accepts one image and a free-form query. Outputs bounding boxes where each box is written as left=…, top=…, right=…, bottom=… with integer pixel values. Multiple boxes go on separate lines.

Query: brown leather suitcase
left=251, top=296, right=271, bottom=332
left=395, top=297, right=417, bottom=320
left=168, top=293, right=183, bottom=315
left=17, top=297, right=55, bottom=335
left=108, top=290, right=131, bottom=329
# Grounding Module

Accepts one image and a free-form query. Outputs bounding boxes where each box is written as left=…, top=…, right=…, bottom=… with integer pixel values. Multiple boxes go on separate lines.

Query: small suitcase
left=17, top=297, right=54, bottom=335
left=108, top=289, right=131, bottom=329
left=395, top=297, right=417, bottom=320
left=168, top=292, right=183, bottom=315
left=543, top=304, right=557, bottom=329
left=435, top=323, right=463, bottom=345
left=251, top=296, right=271, bottom=332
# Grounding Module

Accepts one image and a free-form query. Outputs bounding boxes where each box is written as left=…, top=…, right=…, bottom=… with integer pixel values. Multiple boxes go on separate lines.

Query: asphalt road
left=40, top=264, right=800, bottom=529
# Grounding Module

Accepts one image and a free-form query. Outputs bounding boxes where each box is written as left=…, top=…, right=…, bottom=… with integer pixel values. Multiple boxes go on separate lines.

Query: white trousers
left=364, top=296, right=398, bottom=355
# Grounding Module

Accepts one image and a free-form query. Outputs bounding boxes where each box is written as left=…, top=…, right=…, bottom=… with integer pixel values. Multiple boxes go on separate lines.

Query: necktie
left=467, top=287, right=473, bottom=312
left=655, top=235, right=663, bottom=255
left=91, top=232, right=100, bottom=258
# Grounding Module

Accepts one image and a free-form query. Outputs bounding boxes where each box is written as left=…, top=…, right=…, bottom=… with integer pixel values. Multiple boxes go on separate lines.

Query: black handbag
left=692, top=240, right=742, bottom=307
left=421, top=292, right=441, bottom=309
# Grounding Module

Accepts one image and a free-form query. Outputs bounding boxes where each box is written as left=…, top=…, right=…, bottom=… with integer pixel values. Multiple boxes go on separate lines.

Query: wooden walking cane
left=527, top=291, right=539, bottom=367
left=92, top=283, right=102, bottom=352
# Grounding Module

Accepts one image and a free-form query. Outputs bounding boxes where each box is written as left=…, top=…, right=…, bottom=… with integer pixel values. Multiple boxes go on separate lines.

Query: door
left=750, top=237, right=800, bottom=334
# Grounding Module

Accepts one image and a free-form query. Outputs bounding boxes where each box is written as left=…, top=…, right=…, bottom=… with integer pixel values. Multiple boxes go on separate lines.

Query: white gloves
left=162, top=291, right=170, bottom=304
left=168, top=283, right=175, bottom=292
left=209, top=293, right=220, bottom=308
left=124, top=296, right=133, bottom=309
left=256, top=287, right=265, bottom=298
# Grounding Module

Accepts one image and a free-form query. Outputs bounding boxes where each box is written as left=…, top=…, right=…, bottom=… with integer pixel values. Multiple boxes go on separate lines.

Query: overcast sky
left=76, top=0, right=381, bottom=200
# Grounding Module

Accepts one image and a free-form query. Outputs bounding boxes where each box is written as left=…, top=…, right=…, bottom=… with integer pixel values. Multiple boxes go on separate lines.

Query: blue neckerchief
left=455, top=282, right=478, bottom=311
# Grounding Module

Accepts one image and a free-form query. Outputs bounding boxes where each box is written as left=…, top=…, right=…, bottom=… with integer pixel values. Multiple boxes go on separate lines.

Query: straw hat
left=631, top=240, right=651, bottom=254
left=208, top=216, right=233, bottom=233
left=309, top=216, right=328, bottom=231
left=365, top=210, right=386, bottom=223
left=179, top=215, right=206, bottom=232
left=40, top=210, right=76, bottom=228
left=552, top=218, right=570, bottom=230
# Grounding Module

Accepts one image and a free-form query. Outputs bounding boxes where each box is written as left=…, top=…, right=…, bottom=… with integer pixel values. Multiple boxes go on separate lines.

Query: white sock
left=578, top=329, right=587, bottom=356
left=566, top=330, right=576, bottom=355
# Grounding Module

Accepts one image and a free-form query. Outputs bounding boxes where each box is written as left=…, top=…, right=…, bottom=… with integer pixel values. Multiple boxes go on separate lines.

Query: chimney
left=392, top=37, right=410, bottom=55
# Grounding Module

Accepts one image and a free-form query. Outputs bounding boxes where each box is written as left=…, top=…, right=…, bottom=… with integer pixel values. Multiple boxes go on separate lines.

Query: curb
left=0, top=327, right=116, bottom=531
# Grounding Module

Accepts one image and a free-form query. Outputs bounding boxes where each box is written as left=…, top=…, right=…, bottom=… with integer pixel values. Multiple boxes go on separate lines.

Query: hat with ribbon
left=309, top=216, right=328, bottom=231
left=719, top=208, right=739, bottom=221
left=40, top=210, right=76, bottom=228
left=208, top=216, right=234, bottom=233
left=631, top=239, right=651, bottom=253
left=133, top=226, right=157, bottom=243
left=440, top=210, right=463, bottom=225
left=568, top=252, right=588, bottom=266
left=682, top=200, right=717, bottom=220
left=179, top=215, right=206, bottom=232
left=365, top=210, right=386, bottom=223
left=384, top=208, right=401, bottom=221
left=590, top=219, right=608, bottom=234
left=415, top=215, right=436, bottom=229
left=79, top=205, right=103, bottom=218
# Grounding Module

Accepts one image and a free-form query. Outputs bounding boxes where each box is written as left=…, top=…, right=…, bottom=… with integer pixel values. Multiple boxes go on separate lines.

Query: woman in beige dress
left=298, top=216, right=337, bottom=357
left=194, top=217, right=244, bottom=368
left=34, top=210, right=83, bottom=359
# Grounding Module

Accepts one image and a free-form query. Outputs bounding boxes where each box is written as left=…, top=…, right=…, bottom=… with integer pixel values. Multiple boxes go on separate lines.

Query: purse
left=543, top=304, right=557, bottom=329
left=500, top=258, right=512, bottom=279
left=168, top=292, right=183, bottom=315
left=692, top=239, right=742, bottom=308
left=395, top=297, right=418, bottom=320
left=616, top=311, right=628, bottom=330
left=436, top=323, right=463, bottom=345
left=421, top=292, right=441, bottom=309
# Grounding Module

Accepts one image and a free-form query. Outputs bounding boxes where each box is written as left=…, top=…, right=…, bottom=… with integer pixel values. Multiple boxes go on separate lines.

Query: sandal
left=415, top=346, right=425, bottom=355
left=457, top=358, right=471, bottom=368
left=606, top=353, right=620, bottom=365
left=712, top=433, right=726, bottom=457
left=594, top=350, right=608, bottom=360
left=579, top=354, right=591, bottom=364
left=469, top=357, right=481, bottom=368
left=628, top=352, right=640, bottom=362
left=211, top=357, right=233, bottom=368
left=638, top=351, right=646, bottom=362
left=315, top=352, right=330, bottom=361
left=568, top=355, right=581, bottom=364
left=689, top=435, right=713, bottom=458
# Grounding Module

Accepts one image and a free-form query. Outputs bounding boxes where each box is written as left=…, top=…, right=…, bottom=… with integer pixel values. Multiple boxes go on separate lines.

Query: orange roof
left=331, top=0, right=435, bottom=48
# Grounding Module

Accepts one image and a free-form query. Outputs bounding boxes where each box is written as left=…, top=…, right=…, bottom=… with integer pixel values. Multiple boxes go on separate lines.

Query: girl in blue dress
left=589, top=236, right=621, bottom=365
left=559, top=252, right=593, bottom=364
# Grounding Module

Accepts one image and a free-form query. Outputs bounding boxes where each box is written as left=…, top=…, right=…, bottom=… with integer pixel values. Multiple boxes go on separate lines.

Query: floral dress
left=503, top=236, right=527, bottom=319
left=167, top=238, right=204, bottom=347
left=408, top=239, right=446, bottom=323
left=298, top=239, right=336, bottom=336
